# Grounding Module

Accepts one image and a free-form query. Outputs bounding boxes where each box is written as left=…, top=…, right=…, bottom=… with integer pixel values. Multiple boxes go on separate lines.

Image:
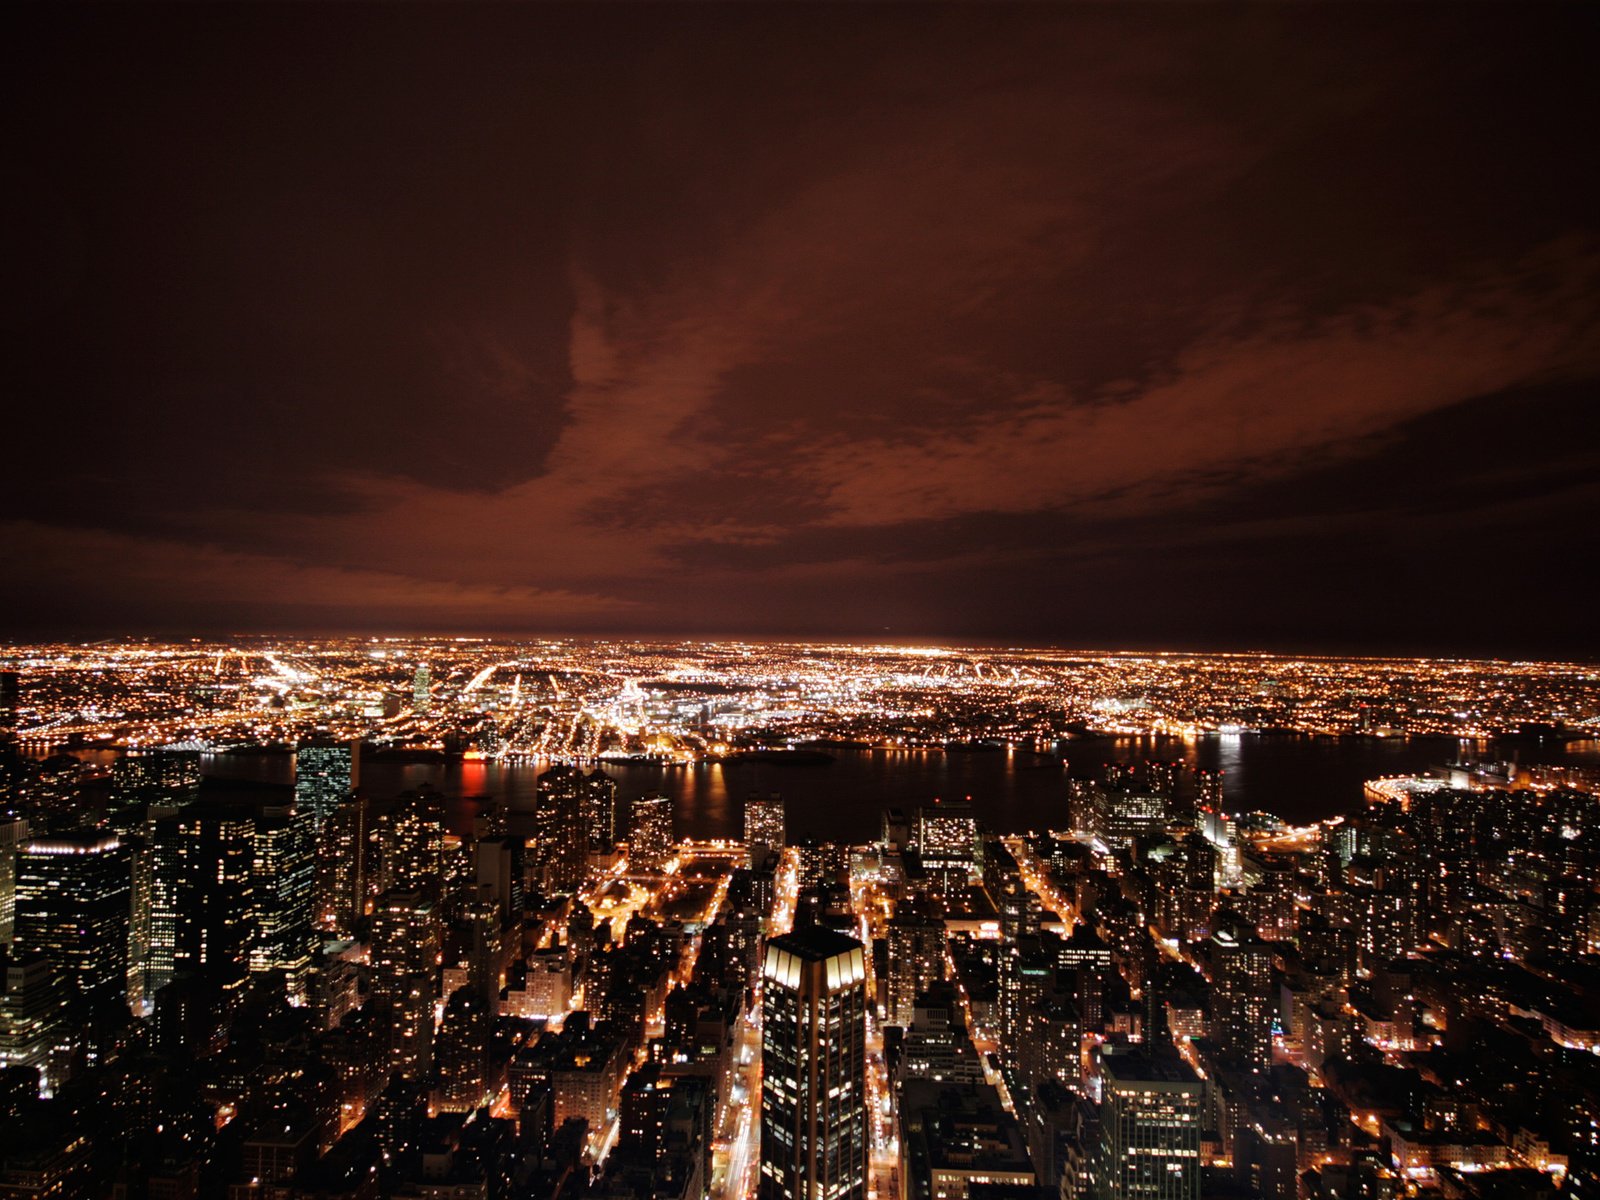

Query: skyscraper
left=317, top=789, right=372, bottom=936
left=916, top=800, right=977, bottom=896
left=1073, top=763, right=1182, bottom=849
left=12, top=832, right=131, bottom=1006
left=434, top=986, right=493, bottom=1113
left=535, top=768, right=591, bottom=893
left=1209, top=910, right=1275, bottom=1071
left=370, top=889, right=442, bottom=1078
left=629, top=793, right=675, bottom=872
left=0, top=814, right=27, bottom=945
left=293, top=741, right=357, bottom=835
left=250, top=802, right=316, bottom=1000
left=582, top=768, right=619, bottom=850
left=539, top=765, right=620, bottom=850
left=759, top=926, right=868, bottom=1200
left=133, top=807, right=183, bottom=1004
left=0, top=953, right=74, bottom=1095
left=157, top=801, right=257, bottom=997
left=744, top=793, right=786, bottom=869
left=413, top=663, right=432, bottom=713
left=0, top=671, right=18, bottom=730
left=1096, top=1047, right=1202, bottom=1200
left=885, top=897, right=945, bottom=1028
left=378, top=786, right=445, bottom=896
left=108, top=750, right=201, bottom=821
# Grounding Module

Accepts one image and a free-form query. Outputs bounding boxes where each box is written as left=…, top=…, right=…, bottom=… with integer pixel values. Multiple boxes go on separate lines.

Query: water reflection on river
left=198, top=734, right=1600, bottom=844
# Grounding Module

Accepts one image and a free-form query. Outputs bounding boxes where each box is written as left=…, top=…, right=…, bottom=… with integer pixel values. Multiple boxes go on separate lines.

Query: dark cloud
left=1, top=3, right=1596, bottom=653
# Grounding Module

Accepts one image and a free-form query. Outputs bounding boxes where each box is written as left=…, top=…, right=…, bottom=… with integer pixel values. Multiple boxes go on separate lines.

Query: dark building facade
left=12, top=832, right=131, bottom=1006
left=760, top=926, right=869, bottom=1200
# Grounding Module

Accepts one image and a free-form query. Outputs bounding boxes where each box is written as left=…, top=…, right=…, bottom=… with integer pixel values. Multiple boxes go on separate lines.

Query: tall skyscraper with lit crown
left=760, top=925, right=868, bottom=1200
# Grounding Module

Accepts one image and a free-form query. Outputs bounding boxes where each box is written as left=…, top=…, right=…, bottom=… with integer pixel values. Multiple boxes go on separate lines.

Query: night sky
left=3, top=4, right=1597, bottom=655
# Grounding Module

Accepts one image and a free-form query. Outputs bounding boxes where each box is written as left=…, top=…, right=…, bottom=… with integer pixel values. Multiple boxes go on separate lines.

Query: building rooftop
left=767, top=925, right=864, bottom=962
left=22, top=830, right=121, bottom=855
left=1100, top=1048, right=1202, bottom=1088
left=901, top=1082, right=1034, bottom=1184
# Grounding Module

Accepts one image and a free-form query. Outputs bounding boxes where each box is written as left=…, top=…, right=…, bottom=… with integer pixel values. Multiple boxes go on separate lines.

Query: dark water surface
left=199, top=735, right=1600, bottom=843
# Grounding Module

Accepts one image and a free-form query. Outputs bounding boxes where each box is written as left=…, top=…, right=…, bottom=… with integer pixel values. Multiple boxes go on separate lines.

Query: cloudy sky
left=3, top=4, right=1597, bottom=654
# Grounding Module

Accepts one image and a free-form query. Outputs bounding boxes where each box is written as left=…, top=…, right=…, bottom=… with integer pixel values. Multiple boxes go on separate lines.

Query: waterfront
left=198, top=733, right=1600, bottom=843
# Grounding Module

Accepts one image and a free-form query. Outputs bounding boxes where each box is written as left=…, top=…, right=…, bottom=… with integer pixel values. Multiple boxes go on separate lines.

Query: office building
left=0, top=953, right=74, bottom=1096
left=759, top=926, right=868, bottom=1200
left=175, top=802, right=258, bottom=994
left=317, top=789, right=372, bottom=935
left=250, top=802, right=317, bottom=1000
left=12, top=832, right=131, bottom=1006
left=998, top=935, right=1057, bottom=1079
left=1096, top=1048, right=1202, bottom=1200
left=109, top=750, right=200, bottom=817
left=882, top=808, right=911, bottom=853
left=1072, top=764, right=1183, bottom=849
left=134, top=800, right=258, bottom=1001
left=132, top=808, right=181, bottom=1005
left=899, top=1079, right=1035, bottom=1200
left=0, top=815, right=27, bottom=944
left=293, top=741, right=357, bottom=835
left=897, top=987, right=986, bottom=1086
left=982, top=839, right=1033, bottom=940
left=917, top=801, right=978, bottom=893
left=475, top=836, right=523, bottom=924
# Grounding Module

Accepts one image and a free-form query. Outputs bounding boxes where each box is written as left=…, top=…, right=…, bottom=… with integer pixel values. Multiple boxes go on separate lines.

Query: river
left=197, top=733, right=1600, bottom=843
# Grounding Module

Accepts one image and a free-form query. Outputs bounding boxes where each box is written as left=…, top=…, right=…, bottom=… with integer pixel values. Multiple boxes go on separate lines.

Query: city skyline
left=3, top=3, right=1599, bottom=1196
left=2, top=635, right=1598, bottom=1198
left=5, top=636, right=1598, bottom=758
left=3, top=4, right=1598, bottom=655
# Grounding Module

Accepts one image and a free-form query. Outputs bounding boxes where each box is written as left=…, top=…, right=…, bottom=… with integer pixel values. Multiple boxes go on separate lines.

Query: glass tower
left=293, top=742, right=356, bottom=835
left=759, top=926, right=868, bottom=1200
